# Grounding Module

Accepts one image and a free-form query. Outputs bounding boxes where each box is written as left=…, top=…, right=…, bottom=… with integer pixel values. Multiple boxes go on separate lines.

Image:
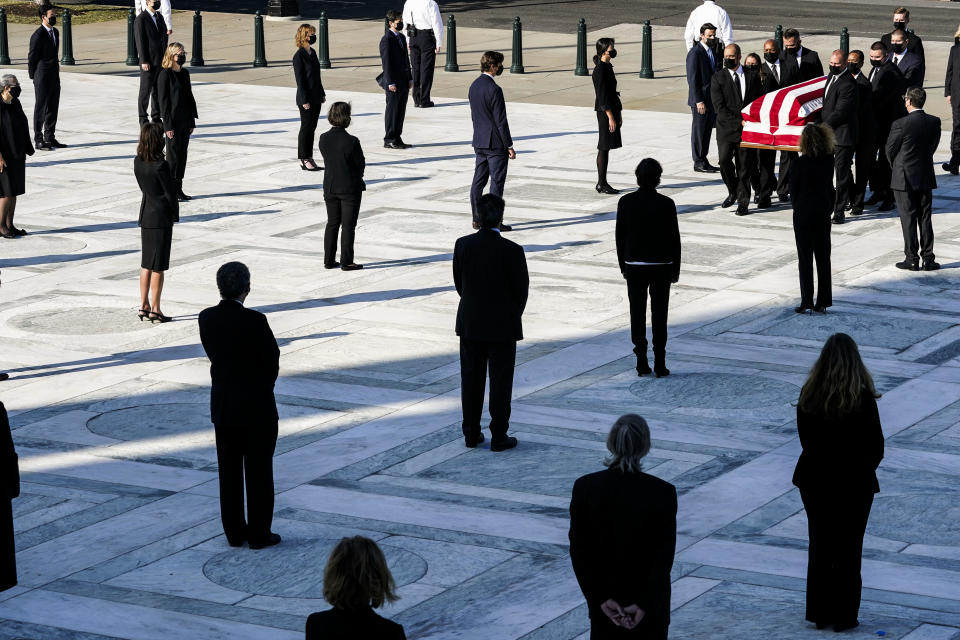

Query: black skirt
left=0, top=159, right=26, bottom=198
left=597, top=111, right=623, bottom=150
left=141, top=226, right=173, bottom=271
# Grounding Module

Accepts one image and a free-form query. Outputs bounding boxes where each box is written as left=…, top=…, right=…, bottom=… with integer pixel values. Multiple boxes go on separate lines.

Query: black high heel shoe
left=148, top=311, right=173, bottom=323
left=138, top=307, right=150, bottom=321
left=300, top=159, right=321, bottom=171
left=595, top=183, right=619, bottom=195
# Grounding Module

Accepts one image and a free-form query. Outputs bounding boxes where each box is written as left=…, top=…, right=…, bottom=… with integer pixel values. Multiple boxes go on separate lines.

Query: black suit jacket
left=134, top=157, right=179, bottom=228
left=790, top=154, right=835, bottom=224
left=469, top=73, right=512, bottom=149
left=761, top=60, right=788, bottom=93
left=792, top=392, right=884, bottom=494
left=317, top=126, right=366, bottom=195
left=198, top=300, right=280, bottom=426
left=779, top=47, right=823, bottom=85
left=870, top=61, right=907, bottom=129
left=710, top=67, right=762, bottom=143
left=886, top=109, right=941, bottom=192
left=853, top=74, right=875, bottom=148
left=1, top=402, right=18, bottom=502
left=305, top=607, right=406, bottom=640
left=615, top=187, right=681, bottom=281
left=895, top=51, right=924, bottom=89
left=134, top=10, right=168, bottom=67
left=157, top=67, right=198, bottom=132
left=593, top=60, right=621, bottom=113
left=569, top=469, right=677, bottom=624
left=378, top=31, right=411, bottom=89
left=292, top=47, right=326, bottom=106
left=882, top=30, right=924, bottom=62
left=27, top=26, right=59, bottom=79
left=0, top=99, right=34, bottom=162
left=453, top=229, right=528, bottom=342
left=686, top=43, right=717, bottom=109
left=820, top=71, right=858, bottom=147
left=946, top=43, right=960, bottom=99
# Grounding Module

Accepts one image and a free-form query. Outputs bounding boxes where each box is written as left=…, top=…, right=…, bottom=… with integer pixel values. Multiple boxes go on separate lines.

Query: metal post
left=444, top=14, right=459, bottom=71
left=510, top=16, right=524, bottom=73
left=639, top=20, right=653, bottom=79
left=126, top=8, right=138, bottom=66
left=840, top=26, right=849, bottom=56
left=191, top=10, right=204, bottom=66
left=774, top=25, right=783, bottom=53
left=253, top=9, right=267, bottom=67
left=317, top=10, right=331, bottom=68
left=574, top=18, right=588, bottom=76
left=0, top=8, right=10, bottom=66
left=59, top=8, right=74, bottom=64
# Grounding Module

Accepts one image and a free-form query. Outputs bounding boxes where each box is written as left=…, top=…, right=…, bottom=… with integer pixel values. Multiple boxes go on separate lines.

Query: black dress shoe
left=384, top=142, right=406, bottom=149
left=794, top=305, right=812, bottom=314
left=757, top=197, right=772, bottom=209
left=465, top=432, right=485, bottom=448
left=595, top=183, right=619, bottom=195
left=693, top=165, right=712, bottom=173
left=341, top=263, right=364, bottom=271
left=421, top=101, right=435, bottom=108
left=923, top=261, right=941, bottom=271
left=490, top=436, right=518, bottom=452
left=877, top=200, right=896, bottom=212
left=735, top=204, right=749, bottom=216
left=812, top=305, right=828, bottom=314
left=942, top=162, right=959, bottom=175
left=896, top=260, right=920, bottom=271
left=753, top=193, right=759, bottom=204
left=48, top=139, right=68, bottom=148
left=833, top=621, right=859, bottom=633
left=35, top=142, right=53, bottom=151
left=499, top=224, right=513, bottom=232
left=13, top=227, right=27, bottom=236
left=778, top=193, right=790, bottom=203
left=227, top=537, right=246, bottom=548
left=702, top=163, right=720, bottom=172
left=248, top=533, right=281, bottom=549
left=177, top=190, right=192, bottom=202
left=849, top=207, right=863, bottom=216
left=814, top=622, right=832, bottom=630
left=721, top=195, right=736, bottom=208
left=395, top=141, right=412, bottom=149
left=324, top=261, right=341, bottom=269
left=864, top=192, right=883, bottom=205
left=654, top=364, right=670, bottom=378
left=832, top=214, right=845, bottom=224
left=637, top=360, right=652, bottom=376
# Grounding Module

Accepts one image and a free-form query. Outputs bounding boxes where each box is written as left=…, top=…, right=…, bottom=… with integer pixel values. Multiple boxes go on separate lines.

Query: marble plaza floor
left=1, top=70, right=960, bottom=640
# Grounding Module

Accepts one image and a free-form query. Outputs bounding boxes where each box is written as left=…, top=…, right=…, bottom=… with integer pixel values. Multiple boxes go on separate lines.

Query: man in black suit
left=881, top=7, right=924, bottom=63
left=780, top=28, right=824, bottom=84
left=820, top=50, right=859, bottom=225
left=944, top=37, right=960, bottom=174
left=890, top=29, right=924, bottom=89
left=27, top=4, right=65, bottom=151
left=756, top=38, right=788, bottom=205
left=198, top=262, right=282, bottom=550
left=378, top=9, right=412, bottom=149
left=468, top=51, right=515, bottom=230
left=887, top=87, right=941, bottom=271
left=453, top=194, right=528, bottom=452
left=686, top=23, right=720, bottom=173
left=867, top=41, right=907, bottom=211
left=847, top=50, right=875, bottom=217
left=134, top=0, right=168, bottom=126
left=711, top=43, right=762, bottom=216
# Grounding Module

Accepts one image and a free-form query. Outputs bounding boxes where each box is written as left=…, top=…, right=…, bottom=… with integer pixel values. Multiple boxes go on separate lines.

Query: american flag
left=741, top=76, right=827, bottom=150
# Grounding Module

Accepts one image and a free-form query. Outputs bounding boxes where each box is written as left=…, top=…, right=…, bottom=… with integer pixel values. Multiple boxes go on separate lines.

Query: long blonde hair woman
left=156, top=41, right=197, bottom=202
left=293, top=23, right=326, bottom=171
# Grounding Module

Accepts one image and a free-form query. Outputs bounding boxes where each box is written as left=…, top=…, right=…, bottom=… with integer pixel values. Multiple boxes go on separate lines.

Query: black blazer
left=134, top=157, right=179, bottom=228
left=946, top=44, right=960, bottom=99
left=882, top=30, right=924, bottom=62
left=157, top=67, right=198, bottom=132
left=761, top=60, right=788, bottom=93
left=792, top=392, right=884, bottom=494
left=853, top=73, right=875, bottom=148
left=820, top=70, right=858, bottom=147
left=292, top=47, right=326, bottom=106
left=686, top=43, right=718, bottom=108
left=615, top=187, right=681, bottom=281
left=592, top=60, right=621, bottom=114
left=569, top=469, right=677, bottom=624
left=869, top=61, right=907, bottom=128
left=453, top=229, right=528, bottom=342
left=198, top=300, right=280, bottom=426
left=779, top=47, right=823, bottom=85
left=886, top=109, right=941, bottom=192
left=317, top=126, right=366, bottom=195
left=710, top=67, right=762, bottom=143
left=305, top=607, right=406, bottom=640
left=469, top=73, right=512, bottom=149
left=1, top=402, right=18, bottom=502
left=134, top=10, right=168, bottom=67
left=0, top=99, right=34, bottom=162
left=378, top=31, right=411, bottom=89
left=27, top=26, right=59, bottom=79
left=895, top=51, right=924, bottom=89
left=789, top=154, right=835, bottom=225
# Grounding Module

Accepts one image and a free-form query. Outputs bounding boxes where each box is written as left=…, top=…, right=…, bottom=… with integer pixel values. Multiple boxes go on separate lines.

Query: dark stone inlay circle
left=203, top=539, right=427, bottom=598
left=10, top=306, right=155, bottom=335
left=628, top=373, right=798, bottom=409
left=87, top=403, right=213, bottom=443
left=869, top=494, right=960, bottom=546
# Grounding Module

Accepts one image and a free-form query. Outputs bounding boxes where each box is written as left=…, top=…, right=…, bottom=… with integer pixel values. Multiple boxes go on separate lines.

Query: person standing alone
left=402, top=0, right=443, bottom=108
left=28, top=4, right=66, bottom=151
left=134, top=0, right=168, bottom=126
left=593, top=37, right=623, bottom=194
left=379, top=10, right=413, bottom=149
left=157, top=42, right=197, bottom=202
left=469, top=51, right=515, bottom=230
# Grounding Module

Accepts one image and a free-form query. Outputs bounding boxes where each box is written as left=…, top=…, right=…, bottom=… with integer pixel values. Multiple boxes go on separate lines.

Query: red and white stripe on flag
left=741, top=77, right=827, bottom=150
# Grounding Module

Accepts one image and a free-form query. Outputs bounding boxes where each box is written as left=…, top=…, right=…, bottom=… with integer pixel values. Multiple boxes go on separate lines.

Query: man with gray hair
left=198, top=262, right=282, bottom=549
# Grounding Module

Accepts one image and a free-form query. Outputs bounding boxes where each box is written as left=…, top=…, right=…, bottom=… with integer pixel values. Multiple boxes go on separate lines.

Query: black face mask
left=608, top=48, right=617, bottom=59
left=308, top=34, right=317, bottom=45
left=744, top=64, right=759, bottom=73
left=848, top=62, right=861, bottom=75
left=892, top=43, right=906, bottom=54
left=893, top=21, right=906, bottom=31
left=395, top=21, right=404, bottom=31
left=764, top=52, right=778, bottom=63
left=47, top=16, right=56, bottom=26
left=829, top=65, right=842, bottom=75
left=723, top=58, right=737, bottom=70
left=870, top=58, right=884, bottom=67
left=784, top=46, right=798, bottom=56
left=705, top=37, right=716, bottom=48
left=9, top=86, right=20, bottom=99
left=176, top=53, right=186, bottom=65
left=152, top=1, right=160, bottom=9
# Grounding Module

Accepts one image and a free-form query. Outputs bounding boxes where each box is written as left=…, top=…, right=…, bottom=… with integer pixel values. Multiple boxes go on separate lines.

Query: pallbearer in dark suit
left=942, top=31, right=960, bottom=174
left=157, top=42, right=198, bottom=202
left=889, top=30, right=924, bottom=89
left=134, top=0, right=168, bottom=126
left=593, top=37, right=622, bottom=194
left=453, top=194, right=528, bottom=452
left=685, top=23, right=720, bottom=173
left=0, top=401, right=18, bottom=593
left=318, top=102, right=366, bottom=271
left=28, top=4, right=65, bottom=151
left=469, top=51, right=515, bottom=230
left=292, top=23, right=326, bottom=172
left=402, top=0, right=443, bottom=108
left=199, top=262, right=282, bottom=550
left=134, top=123, right=178, bottom=323
left=758, top=39, right=791, bottom=203
left=847, top=51, right=875, bottom=217
left=820, top=50, right=858, bottom=225
left=881, top=8, right=924, bottom=63
left=780, top=29, right=823, bottom=84
left=570, top=415, right=677, bottom=640
left=379, top=10, right=412, bottom=149
left=867, top=42, right=906, bottom=211
left=0, top=75, right=35, bottom=239
left=887, top=87, right=941, bottom=271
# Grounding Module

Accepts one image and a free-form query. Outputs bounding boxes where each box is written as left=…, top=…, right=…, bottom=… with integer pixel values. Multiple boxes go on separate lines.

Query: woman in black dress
left=134, top=122, right=179, bottom=323
left=1, top=400, right=18, bottom=593
left=592, top=37, right=622, bottom=194
left=794, top=333, right=883, bottom=632
left=158, top=42, right=198, bottom=202
left=293, top=23, right=326, bottom=172
left=0, top=74, right=34, bottom=239
left=790, top=124, right=835, bottom=314
left=317, top=102, right=366, bottom=271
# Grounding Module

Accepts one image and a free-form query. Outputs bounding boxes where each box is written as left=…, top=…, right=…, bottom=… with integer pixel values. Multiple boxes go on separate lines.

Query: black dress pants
left=800, top=488, right=874, bottom=626
left=793, top=217, right=832, bottom=308
left=718, top=137, right=755, bottom=205
left=459, top=338, right=516, bottom=441
left=138, top=66, right=161, bottom=124
left=777, top=150, right=796, bottom=198
left=870, top=124, right=894, bottom=199
left=893, top=188, right=935, bottom=264
left=165, top=127, right=191, bottom=187
left=690, top=107, right=715, bottom=166
left=323, top=192, right=361, bottom=266
left=470, top=148, right=509, bottom=221
left=298, top=104, right=321, bottom=159
left=214, top=421, right=278, bottom=545
left=0, top=498, right=15, bottom=592
left=950, top=100, right=960, bottom=167
left=625, top=265, right=672, bottom=361
left=33, top=71, right=60, bottom=144
left=384, top=86, right=409, bottom=144
left=833, top=145, right=855, bottom=213
left=410, top=30, right=437, bottom=106
left=756, top=148, right=777, bottom=201
left=850, top=143, right=874, bottom=211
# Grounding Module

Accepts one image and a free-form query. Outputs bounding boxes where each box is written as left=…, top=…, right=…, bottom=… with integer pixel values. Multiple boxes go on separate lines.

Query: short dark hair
left=783, top=28, right=800, bottom=41
left=323, top=537, right=398, bottom=609
left=871, top=40, right=889, bottom=53
left=593, top=37, right=615, bottom=65
left=906, top=86, right=926, bottom=108
left=480, top=50, right=504, bottom=73
left=38, top=3, right=55, bottom=18
left=476, top=193, right=505, bottom=228
left=635, top=158, right=662, bottom=189
left=216, top=261, right=250, bottom=300
left=700, top=22, right=716, bottom=35
left=891, top=28, right=908, bottom=41
left=137, top=122, right=165, bottom=162
left=327, top=101, right=352, bottom=128
left=849, top=49, right=864, bottom=63
left=385, top=9, right=402, bottom=23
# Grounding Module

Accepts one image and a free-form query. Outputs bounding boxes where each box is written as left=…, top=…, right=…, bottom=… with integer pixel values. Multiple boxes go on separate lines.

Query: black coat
left=27, top=26, right=59, bottom=79
left=853, top=73, right=876, bottom=148
left=869, top=61, right=907, bottom=128
left=292, top=47, right=326, bottom=106
left=779, top=47, right=823, bottom=85
left=1, top=401, right=17, bottom=593
left=886, top=109, right=941, bottom=192
left=134, top=10, right=168, bottom=67
left=710, top=66, right=763, bottom=143
left=882, top=30, right=924, bottom=62
left=686, top=43, right=718, bottom=108
left=317, top=126, right=365, bottom=195
left=0, top=99, right=34, bottom=162
left=761, top=60, right=788, bottom=93
left=820, top=70, right=858, bottom=147
left=157, top=67, right=198, bottom=133
left=615, top=187, right=681, bottom=281
left=134, top=157, right=179, bottom=228
left=592, top=60, right=621, bottom=114
left=946, top=44, right=960, bottom=99
left=792, top=392, right=884, bottom=494
left=453, top=229, right=528, bottom=342
left=569, top=469, right=677, bottom=625
left=198, top=300, right=280, bottom=426
left=790, top=154, right=835, bottom=225
left=1, top=403, right=17, bottom=503
left=305, top=607, right=406, bottom=640
left=378, top=31, right=411, bottom=89
left=895, top=51, right=925, bottom=89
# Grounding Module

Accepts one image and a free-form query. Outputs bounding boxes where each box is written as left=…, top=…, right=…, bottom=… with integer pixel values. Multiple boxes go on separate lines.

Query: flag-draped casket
left=740, top=77, right=827, bottom=150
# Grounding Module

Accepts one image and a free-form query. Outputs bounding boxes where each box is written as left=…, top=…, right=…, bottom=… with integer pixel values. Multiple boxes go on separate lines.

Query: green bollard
left=60, top=8, right=75, bottom=65
left=510, top=16, right=524, bottom=73
left=191, top=10, right=204, bottom=66
left=639, top=20, right=653, bottom=79
left=253, top=9, right=267, bottom=67
left=444, top=14, right=459, bottom=71
left=317, top=10, right=331, bottom=69
left=574, top=17, right=588, bottom=76
left=0, top=8, right=10, bottom=66
left=840, top=26, right=849, bottom=56
left=774, top=25, right=783, bottom=54
left=126, top=8, right=138, bottom=66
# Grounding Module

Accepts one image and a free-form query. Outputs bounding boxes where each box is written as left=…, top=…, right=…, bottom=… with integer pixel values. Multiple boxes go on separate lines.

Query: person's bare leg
left=150, top=271, right=165, bottom=314
left=139, top=268, right=151, bottom=313
left=7, top=195, right=16, bottom=232
left=0, top=197, right=10, bottom=233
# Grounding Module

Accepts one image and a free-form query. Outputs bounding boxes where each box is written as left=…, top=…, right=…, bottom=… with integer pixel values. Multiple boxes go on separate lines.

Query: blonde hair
left=322, top=537, right=398, bottom=609
left=798, top=333, right=880, bottom=418
left=799, top=123, right=836, bottom=158
left=954, top=23, right=960, bottom=39
left=161, top=42, right=185, bottom=69
left=603, top=414, right=651, bottom=473
left=295, top=23, right=315, bottom=49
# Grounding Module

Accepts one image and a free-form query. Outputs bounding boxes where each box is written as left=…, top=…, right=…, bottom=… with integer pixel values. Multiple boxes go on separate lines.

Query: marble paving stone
left=902, top=624, right=960, bottom=639
left=759, top=311, right=953, bottom=350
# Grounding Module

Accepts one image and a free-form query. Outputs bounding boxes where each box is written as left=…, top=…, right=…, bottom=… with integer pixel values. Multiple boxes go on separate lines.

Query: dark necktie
left=49, top=29, right=56, bottom=46
left=733, top=72, right=741, bottom=102
left=825, top=75, right=834, bottom=97
left=772, top=63, right=779, bottom=83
